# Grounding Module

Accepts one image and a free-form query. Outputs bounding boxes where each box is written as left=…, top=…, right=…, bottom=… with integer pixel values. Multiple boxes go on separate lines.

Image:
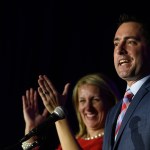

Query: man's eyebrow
left=113, top=36, right=140, bottom=42
left=113, top=37, right=119, bottom=42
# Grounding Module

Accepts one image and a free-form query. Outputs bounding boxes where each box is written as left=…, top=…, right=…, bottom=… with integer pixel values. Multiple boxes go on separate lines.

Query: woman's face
left=78, top=84, right=105, bottom=130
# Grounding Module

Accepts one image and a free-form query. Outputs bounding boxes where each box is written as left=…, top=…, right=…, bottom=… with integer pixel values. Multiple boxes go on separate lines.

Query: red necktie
left=115, top=89, right=134, bottom=141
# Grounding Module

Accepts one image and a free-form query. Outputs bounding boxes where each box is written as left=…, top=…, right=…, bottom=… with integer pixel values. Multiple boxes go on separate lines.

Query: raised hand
left=22, top=88, right=49, bottom=134
left=38, top=75, right=70, bottom=113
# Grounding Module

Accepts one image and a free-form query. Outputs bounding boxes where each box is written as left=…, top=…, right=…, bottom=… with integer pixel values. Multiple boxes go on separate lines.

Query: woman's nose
left=85, top=101, right=93, bottom=110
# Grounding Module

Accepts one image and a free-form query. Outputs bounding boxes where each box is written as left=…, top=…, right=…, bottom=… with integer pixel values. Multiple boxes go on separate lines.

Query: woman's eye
left=79, top=99, right=85, bottom=103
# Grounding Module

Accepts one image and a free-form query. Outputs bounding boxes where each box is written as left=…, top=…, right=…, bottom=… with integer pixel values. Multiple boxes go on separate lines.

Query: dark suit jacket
left=103, top=77, right=150, bottom=150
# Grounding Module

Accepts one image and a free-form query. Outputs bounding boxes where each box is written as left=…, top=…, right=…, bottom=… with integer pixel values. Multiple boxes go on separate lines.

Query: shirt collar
left=126, top=75, right=150, bottom=96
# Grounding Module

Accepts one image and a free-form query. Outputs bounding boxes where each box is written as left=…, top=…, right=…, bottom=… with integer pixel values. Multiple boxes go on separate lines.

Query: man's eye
left=128, top=40, right=137, bottom=45
left=114, top=42, right=119, bottom=47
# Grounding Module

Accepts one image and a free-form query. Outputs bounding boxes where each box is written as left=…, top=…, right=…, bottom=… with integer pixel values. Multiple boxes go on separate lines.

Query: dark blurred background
left=1, top=0, right=146, bottom=149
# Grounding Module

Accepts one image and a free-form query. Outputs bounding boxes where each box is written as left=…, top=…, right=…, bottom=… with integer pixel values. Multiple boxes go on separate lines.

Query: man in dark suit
left=103, top=13, right=150, bottom=150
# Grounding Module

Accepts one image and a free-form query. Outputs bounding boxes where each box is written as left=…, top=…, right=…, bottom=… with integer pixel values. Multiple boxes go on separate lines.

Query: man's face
left=113, top=22, right=149, bottom=86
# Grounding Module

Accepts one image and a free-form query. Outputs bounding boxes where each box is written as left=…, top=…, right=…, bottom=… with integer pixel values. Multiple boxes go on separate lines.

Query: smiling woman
left=56, top=73, right=119, bottom=150
left=72, top=73, right=119, bottom=141
left=21, top=73, right=119, bottom=150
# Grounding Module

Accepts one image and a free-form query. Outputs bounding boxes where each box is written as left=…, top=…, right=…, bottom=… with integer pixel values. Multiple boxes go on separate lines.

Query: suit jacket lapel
left=105, top=101, right=122, bottom=149
left=114, top=78, right=150, bottom=148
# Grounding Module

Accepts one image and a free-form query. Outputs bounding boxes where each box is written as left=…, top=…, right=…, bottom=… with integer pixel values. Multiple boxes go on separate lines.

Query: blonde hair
left=72, top=73, right=119, bottom=138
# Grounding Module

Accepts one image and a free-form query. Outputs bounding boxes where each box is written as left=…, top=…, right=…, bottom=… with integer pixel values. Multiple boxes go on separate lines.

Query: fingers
left=38, top=86, right=46, bottom=100
left=33, top=89, right=38, bottom=110
left=43, top=75, right=57, bottom=93
left=60, top=83, right=70, bottom=105
left=30, top=88, right=34, bottom=106
left=25, top=75, right=70, bottom=114
left=38, top=75, right=58, bottom=103
left=22, top=95, right=26, bottom=110
left=22, top=89, right=31, bottom=109
left=38, top=86, right=56, bottom=113
left=62, top=83, right=70, bottom=96
left=38, top=75, right=63, bottom=113
left=22, top=88, right=38, bottom=110
left=38, top=75, right=55, bottom=97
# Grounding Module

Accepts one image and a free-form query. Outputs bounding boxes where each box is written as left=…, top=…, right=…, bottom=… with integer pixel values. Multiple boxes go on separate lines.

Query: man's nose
left=116, top=42, right=127, bottom=55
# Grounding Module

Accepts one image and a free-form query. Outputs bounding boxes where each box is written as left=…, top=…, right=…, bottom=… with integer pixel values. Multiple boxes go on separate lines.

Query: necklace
left=84, top=132, right=104, bottom=140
